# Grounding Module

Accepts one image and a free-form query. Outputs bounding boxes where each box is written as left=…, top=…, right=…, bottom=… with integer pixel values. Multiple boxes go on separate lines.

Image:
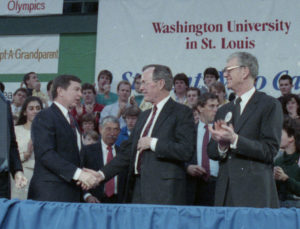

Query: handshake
left=77, top=168, right=104, bottom=190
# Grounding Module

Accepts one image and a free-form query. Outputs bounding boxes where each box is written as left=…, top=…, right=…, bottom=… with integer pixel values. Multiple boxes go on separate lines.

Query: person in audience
left=46, top=80, right=53, bottom=107
left=274, top=117, right=300, bottom=208
left=28, top=75, right=102, bottom=202
left=11, top=88, right=28, bottom=123
left=173, top=73, right=189, bottom=105
left=32, top=81, right=48, bottom=107
left=82, top=130, right=99, bottom=146
left=97, top=64, right=195, bottom=205
left=22, top=72, right=39, bottom=96
left=130, top=74, right=144, bottom=106
left=0, top=81, right=5, bottom=93
left=186, top=93, right=219, bottom=206
left=187, top=87, right=201, bottom=109
left=209, top=81, right=228, bottom=107
left=11, top=96, right=43, bottom=200
left=192, top=105, right=200, bottom=124
left=208, top=51, right=283, bottom=208
left=71, top=83, right=104, bottom=125
left=0, top=91, right=27, bottom=199
left=80, top=113, right=97, bottom=135
left=81, top=116, right=127, bottom=203
left=96, top=70, right=118, bottom=105
left=282, top=94, right=300, bottom=122
left=100, top=80, right=132, bottom=128
left=278, top=74, right=293, bottom=105
left=115, top=106, right=141, bottom=147
left=199, top=67, right=219, bottom=94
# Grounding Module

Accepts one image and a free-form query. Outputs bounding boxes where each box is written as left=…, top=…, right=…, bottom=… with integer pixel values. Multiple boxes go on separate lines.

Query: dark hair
left=142, top=64, right=173, bottom=91
left=279, top=74, right=293, bottom=85
left=197, top=92, right=218, bottom=107
left=16, top=96, right=43, bottom=125
left=82, top=83, right=96, bottom=95
left=133, top=74, right=142, bottom=84
left=117, top=80, right=131, bottom=91
left=13, top=88, right=27, bottom=96
left=282, top=94, right=300, bottom=116
left=209, top=81, right=226, bottom=93
left=283, top=116, right=300, bottom=153
left=187, top=87, right=201, bottom=96
left=204, top=67, right=219, bottom=80
left=173, top=73, right=189, bottom=87
left=47, top=80, right=53, bottom=92
left=124, top=106, right=141, bottom=118
left=81, top=113, right=96, bottom=124
left=83, top=130, right=99, bottom=142
left=97, top=70, right=113, bottom=84
left=0, top=82, right=5, bottom=92
left=23, top=72, right=36, bottom=87
left=51, top=75, right=81, bottom=99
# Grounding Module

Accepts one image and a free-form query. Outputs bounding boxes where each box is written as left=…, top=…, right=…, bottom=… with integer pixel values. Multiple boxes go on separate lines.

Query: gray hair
left=227, top=52, right=259, bottom=79
left=99, top=116, right=120, bottom=128
left=142, top=64, right=173, bottom=91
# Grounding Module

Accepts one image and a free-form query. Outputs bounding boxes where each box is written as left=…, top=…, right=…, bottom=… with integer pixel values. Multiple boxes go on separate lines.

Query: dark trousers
left=194, top=176, right=216, bottom=206
left=132, top=175, right=142, bottom=203
left=0, top=172, right=10, bottom=199
left=101, top=194, right=118, bottom=203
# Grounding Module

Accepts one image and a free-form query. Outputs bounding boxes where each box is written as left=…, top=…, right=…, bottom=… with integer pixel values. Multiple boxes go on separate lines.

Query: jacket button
left=228, top=156, right=232, bottom=159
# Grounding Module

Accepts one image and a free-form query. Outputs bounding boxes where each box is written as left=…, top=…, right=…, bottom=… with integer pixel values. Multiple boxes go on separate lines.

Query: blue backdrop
left=0, top=199, right=299, bottom=229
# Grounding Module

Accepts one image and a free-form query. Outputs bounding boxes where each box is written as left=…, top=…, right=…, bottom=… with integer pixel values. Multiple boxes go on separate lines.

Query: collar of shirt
left=101, top=139, right=116, bottom=163
left=155, top=95, right=171, bottom=112
left=237, top=87, right=256, bottom=114
left=54, top=101, right=70, bottom=123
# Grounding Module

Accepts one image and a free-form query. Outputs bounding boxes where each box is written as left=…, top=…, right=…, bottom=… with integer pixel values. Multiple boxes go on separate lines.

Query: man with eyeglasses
left=207, top=52, right=283, bottom=208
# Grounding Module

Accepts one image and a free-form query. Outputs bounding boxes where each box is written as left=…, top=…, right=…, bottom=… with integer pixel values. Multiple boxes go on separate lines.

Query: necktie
left=105, top=145, right=115, bottom=197
left=233, top=97, right=242, bottom=125
left=68, top=112, right=77, bottom=135
left=201, top=124, right=210, bottom=180
left=137, top=105, right=158, bottom=173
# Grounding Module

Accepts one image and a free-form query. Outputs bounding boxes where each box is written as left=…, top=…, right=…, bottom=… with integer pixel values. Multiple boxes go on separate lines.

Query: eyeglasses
left=222, top=65, right=244, bottom=74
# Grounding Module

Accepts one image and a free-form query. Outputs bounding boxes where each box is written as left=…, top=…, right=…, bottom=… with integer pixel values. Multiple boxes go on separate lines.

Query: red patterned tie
left=105, top=145, right=115, bottom=197
left=137, top=105, right=158, bottom=173
left=201, top=124, right=210, bottom=180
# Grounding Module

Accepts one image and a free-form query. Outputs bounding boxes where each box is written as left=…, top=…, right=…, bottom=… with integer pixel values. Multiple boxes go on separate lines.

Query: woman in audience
left=274, top=117, right=300, bottom=207
left=282, top=94, right=300, bottom=122
left=11, top=96, right=43, bottom=199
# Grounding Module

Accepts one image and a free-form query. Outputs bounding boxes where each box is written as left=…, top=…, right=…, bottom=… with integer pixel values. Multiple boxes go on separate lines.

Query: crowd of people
left=0, top=51, right=299, bottom=208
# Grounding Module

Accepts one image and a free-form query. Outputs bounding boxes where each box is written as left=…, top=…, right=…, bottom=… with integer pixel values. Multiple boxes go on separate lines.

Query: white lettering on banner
left=0, top=0, right=63, bottom=16
left=95, top=0, right=300, bottom=97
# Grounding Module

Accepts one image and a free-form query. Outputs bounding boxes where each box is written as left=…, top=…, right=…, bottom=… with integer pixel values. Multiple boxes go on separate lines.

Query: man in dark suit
left=207, top=52, right=283, bottom=208
left=186, top=93, right=219, bottom=206
left=82, top=116, right=127, bottom=203
left=88, top=65, right=195, bottom=205
left=0, top=92, right=27, bottom=198
left=28, top=75, right=102, bottom=202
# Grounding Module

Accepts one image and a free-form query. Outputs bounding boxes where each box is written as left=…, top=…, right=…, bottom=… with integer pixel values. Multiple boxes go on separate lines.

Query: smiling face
left=197, top=98, right=219, bottom=124
left=24, top=100, right=42, bottom=122
left=100, top=121, right=120, bottom=146
left=223, top=57, right=244, bottom=92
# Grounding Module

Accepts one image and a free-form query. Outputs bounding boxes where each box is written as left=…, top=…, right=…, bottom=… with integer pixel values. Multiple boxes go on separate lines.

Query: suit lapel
left=234, top=92, right=259, bottom=133
left=135, top=109, right=152, bottom=137
left=151, top=98, right=174, bottom=136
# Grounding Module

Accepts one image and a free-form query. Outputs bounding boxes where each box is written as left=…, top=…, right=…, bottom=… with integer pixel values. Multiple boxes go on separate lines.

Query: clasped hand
left=77, top=168, right=104, bottom=190
left=208, top=120, right=237, bottom=149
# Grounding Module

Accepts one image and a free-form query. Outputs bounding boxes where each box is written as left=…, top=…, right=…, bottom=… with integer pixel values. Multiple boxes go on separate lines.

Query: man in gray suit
left=207, top=52, right=283, bottom=208
left=91, top=64, right=195, bottom=205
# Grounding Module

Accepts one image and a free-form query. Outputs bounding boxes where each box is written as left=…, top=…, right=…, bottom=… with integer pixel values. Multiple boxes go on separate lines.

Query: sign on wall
left=95, top=0, right=300, bottom=97
left=0, top=35, right=60, bottom=74
left=0, top=0, right=63, bottom=16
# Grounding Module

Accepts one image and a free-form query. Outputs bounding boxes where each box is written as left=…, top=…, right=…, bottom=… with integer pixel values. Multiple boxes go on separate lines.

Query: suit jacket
left=207, top=91, right=283, bottom=208
left=28, top=103, right=82, bottom=202
left=81, top=141, right=127, bottom=202
left=0, top=93, right=23, bottom=198
left=102, top=98, right=195, bottom=205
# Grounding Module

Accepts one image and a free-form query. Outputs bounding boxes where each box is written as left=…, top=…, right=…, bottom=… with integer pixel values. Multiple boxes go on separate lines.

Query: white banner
left=0, top=35, right=60, bottom=74
left=0, top=0, right=63, bottom=16
left=95, top=0, right=300, bottom=97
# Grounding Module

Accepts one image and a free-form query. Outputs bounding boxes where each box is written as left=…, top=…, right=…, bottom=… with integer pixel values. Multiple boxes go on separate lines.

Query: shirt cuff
left=230, top=134, right=239, bottom=149
left=73, top=168, right=82, bottom=180
left=98, top=170, right=105, bottom=180
left=150, top=138, right=158, bottom=151
left=83, top=193, right=92, bottom=201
